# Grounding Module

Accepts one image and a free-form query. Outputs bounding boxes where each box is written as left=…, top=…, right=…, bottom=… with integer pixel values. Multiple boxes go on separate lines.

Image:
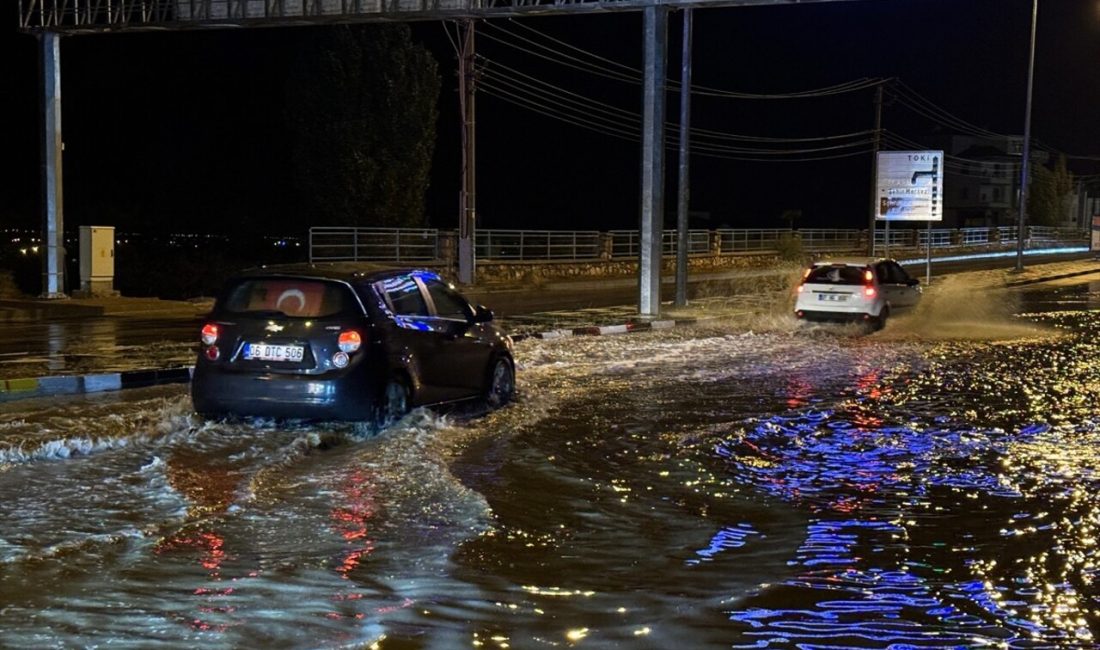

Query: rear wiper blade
left=242, top=309, right=291, bottom=319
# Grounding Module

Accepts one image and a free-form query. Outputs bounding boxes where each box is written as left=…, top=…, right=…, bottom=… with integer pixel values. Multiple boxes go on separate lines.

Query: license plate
left=244, top=343, right=305, bottom=362
left=818, top=293, right=847, bottom=302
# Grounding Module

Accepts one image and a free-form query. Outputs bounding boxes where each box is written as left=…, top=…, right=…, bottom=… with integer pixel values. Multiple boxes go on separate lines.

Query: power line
left=483, top=20, right=888, bottom=100
left=477, top=21, right=1100, bottom=166
left=482, top=55, right=876, bottom=150
left=479, top=59, right=876, bottom=161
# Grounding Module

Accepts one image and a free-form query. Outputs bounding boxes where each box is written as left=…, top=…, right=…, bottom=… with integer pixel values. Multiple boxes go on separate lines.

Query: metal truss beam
left=18, top=0, right=871, bottom=33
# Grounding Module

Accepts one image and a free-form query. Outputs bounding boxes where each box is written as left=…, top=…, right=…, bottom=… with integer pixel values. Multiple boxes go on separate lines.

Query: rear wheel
left=376, top=377, right=410, bottom=428
left=484, top=356, right=515, bottom=409
left=873, top=306, right=890, bottom=331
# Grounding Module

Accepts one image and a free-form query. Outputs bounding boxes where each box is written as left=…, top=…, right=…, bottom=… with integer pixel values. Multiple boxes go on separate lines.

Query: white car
left=794, top=258, right=921, bottom=329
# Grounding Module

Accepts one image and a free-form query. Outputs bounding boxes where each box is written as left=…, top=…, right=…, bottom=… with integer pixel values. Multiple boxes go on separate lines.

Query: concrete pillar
left=457, top=21, right=476, bottom=284
left=638, top=5, right=668, bottom=317
left=438, top=230, right=458, bottom=273
left=39, top=32, right=66, bottom=299
left=599, top=233, right=614, bottom=261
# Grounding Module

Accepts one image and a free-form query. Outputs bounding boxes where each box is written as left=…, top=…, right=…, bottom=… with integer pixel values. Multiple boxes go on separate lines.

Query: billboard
left=877, top=151, right=944, bottom=222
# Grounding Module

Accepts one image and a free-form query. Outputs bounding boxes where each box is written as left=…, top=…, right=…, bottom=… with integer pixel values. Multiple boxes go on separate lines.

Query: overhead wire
left=483, top=19, right=888, bottom=100
left=480, top=55, right=876, bottom=150
left=479, top=56, right=876, bottom=161
left=472, top=21, right=1098, bottom=168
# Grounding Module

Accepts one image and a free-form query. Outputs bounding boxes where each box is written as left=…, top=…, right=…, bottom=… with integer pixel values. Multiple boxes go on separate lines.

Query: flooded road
left=2, top=278, right=1100, bottom=648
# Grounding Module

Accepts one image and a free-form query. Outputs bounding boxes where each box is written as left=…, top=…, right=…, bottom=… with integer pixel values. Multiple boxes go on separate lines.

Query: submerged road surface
left=1, top=276, right=1100, bottom=647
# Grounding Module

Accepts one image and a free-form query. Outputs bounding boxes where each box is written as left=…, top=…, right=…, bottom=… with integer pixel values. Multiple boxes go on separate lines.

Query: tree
left=779, top=209, right=802, bottom=229
left=285, top=25, right=440, bottom=228
left=1027, top=155, right=1075, bottom=227
left=1052, top=154, right=1075, bottom=223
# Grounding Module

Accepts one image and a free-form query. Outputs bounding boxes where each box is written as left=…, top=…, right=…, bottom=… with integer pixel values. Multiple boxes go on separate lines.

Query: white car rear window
left=806, top=266, right=866, bottom=286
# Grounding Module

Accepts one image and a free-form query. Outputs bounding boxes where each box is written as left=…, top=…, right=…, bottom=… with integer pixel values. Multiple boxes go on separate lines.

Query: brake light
left=862, top=268, right=876, bottom=298
left=337, top=330, right=362, bottom=353
left=201, top=323, right=219, bottom=346
left=802, top=268, right=811, bottom=280
left=796, top=284, right=804, bottom=293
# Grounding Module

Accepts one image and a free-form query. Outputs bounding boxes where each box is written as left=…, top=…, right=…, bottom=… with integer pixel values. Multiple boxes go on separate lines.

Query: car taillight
left=204, top=345, right=220, bottom=361
left=201, top=323, right=219, bottom=346
left=863, top=269, right=874, bottom=283
left=864, top=286, right=877, bottom=298
left=796, top=284, right=804, bottom=293
left=337, top=330, right=362, bottom=353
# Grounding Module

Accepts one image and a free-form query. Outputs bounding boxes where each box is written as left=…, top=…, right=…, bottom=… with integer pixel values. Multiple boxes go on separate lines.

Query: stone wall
left=472, top=252, right=807, bottom=287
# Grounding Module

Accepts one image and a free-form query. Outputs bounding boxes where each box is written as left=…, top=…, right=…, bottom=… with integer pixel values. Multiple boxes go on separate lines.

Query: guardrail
left=876, top=226, right=1084, bottom=253
left=309, top=227, right=439, bottom=263
left=309, top=226, right=1089, bottom=264
left=477, top=230, right=602, bottom=261
left=608, top=230, right=711, bottom=258
left=798, top=229, right=865, bottom=253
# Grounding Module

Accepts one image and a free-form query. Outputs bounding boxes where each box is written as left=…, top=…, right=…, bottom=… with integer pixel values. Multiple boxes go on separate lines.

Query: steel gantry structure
left=19, top=0, right=873, bottom=315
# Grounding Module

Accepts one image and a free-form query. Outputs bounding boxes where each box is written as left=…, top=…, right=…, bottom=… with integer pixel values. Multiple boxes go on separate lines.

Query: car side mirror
left=907, top=278, right=920, bottom=287
left=473, top=304, right=494, bottom=323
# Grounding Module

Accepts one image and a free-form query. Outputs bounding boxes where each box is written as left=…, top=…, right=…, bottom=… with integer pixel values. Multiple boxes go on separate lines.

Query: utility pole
left=638, top=5, right=668, bottom=317
left=458, top=20, right=477, bottom=285
left=674, top=8, right=693, bottom=308
left=868, top=82, right=883, bottom=257
left=39, top=32, right=66, bottom=299
left=1015, top=0, right=1038, bottom=272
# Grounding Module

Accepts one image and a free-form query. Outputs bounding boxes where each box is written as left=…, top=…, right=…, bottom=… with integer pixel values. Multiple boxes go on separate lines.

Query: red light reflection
left=329, top=469, right=377, bottom=580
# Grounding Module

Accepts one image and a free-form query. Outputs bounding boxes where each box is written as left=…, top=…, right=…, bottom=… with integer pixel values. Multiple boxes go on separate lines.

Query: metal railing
left=715, top=228, right=782, bottom=253
left=608, top=230, right=711, bottom=259
left=876, top=225, right=1084, bottom=254
left=798, top=229, right=865, bottom=253
left=308, top=226, right=1088, bottom=264
left=477, top=230, right=601, bottom=261
left=309, top=227, right=438, bottom=263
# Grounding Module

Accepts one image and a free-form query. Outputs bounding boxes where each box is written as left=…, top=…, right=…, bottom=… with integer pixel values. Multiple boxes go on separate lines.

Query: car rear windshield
left=221, top=278, right=358, bottom=318
left=806, top=265, right=867, bottom=286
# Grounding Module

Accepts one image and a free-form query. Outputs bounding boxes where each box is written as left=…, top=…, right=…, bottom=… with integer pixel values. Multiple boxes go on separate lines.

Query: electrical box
left=79, top=225, right=116, bottom=296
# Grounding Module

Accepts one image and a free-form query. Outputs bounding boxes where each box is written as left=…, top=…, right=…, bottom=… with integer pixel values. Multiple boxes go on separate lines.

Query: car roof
left=811, top=257, right=897, bottom=268
left=231, top=263, right=447, bottom=284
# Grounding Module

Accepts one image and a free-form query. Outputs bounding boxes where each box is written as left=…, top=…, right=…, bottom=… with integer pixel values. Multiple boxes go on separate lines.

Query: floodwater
left=2, top=279, right=1100, bottom=648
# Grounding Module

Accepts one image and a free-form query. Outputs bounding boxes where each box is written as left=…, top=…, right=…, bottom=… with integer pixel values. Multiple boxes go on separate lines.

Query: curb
left=2, top=316, right=710, bottom=403
left=0, top=367, right=194, bottom=403
left=1003, top=266, right=1100, bottom=288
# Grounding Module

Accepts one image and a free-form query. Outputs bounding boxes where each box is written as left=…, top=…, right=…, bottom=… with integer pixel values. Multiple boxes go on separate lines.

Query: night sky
left=3, top=0, right=1099, bottom=236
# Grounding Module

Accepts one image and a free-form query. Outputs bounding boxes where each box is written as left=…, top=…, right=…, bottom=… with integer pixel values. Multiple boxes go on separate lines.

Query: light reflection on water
left=711, top=311, right=1100, bottom=647
left=0, top=299, right=1098, bottom=647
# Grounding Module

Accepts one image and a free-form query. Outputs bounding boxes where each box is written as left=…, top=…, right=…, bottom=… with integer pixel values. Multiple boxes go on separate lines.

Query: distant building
left=936, top=135, right=1034, bottom=228
left=934, top=135, right=1089, bottom=230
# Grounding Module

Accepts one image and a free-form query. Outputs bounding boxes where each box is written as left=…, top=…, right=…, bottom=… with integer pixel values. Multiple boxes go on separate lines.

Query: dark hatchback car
left=191, top=265, right=515, bottom=423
